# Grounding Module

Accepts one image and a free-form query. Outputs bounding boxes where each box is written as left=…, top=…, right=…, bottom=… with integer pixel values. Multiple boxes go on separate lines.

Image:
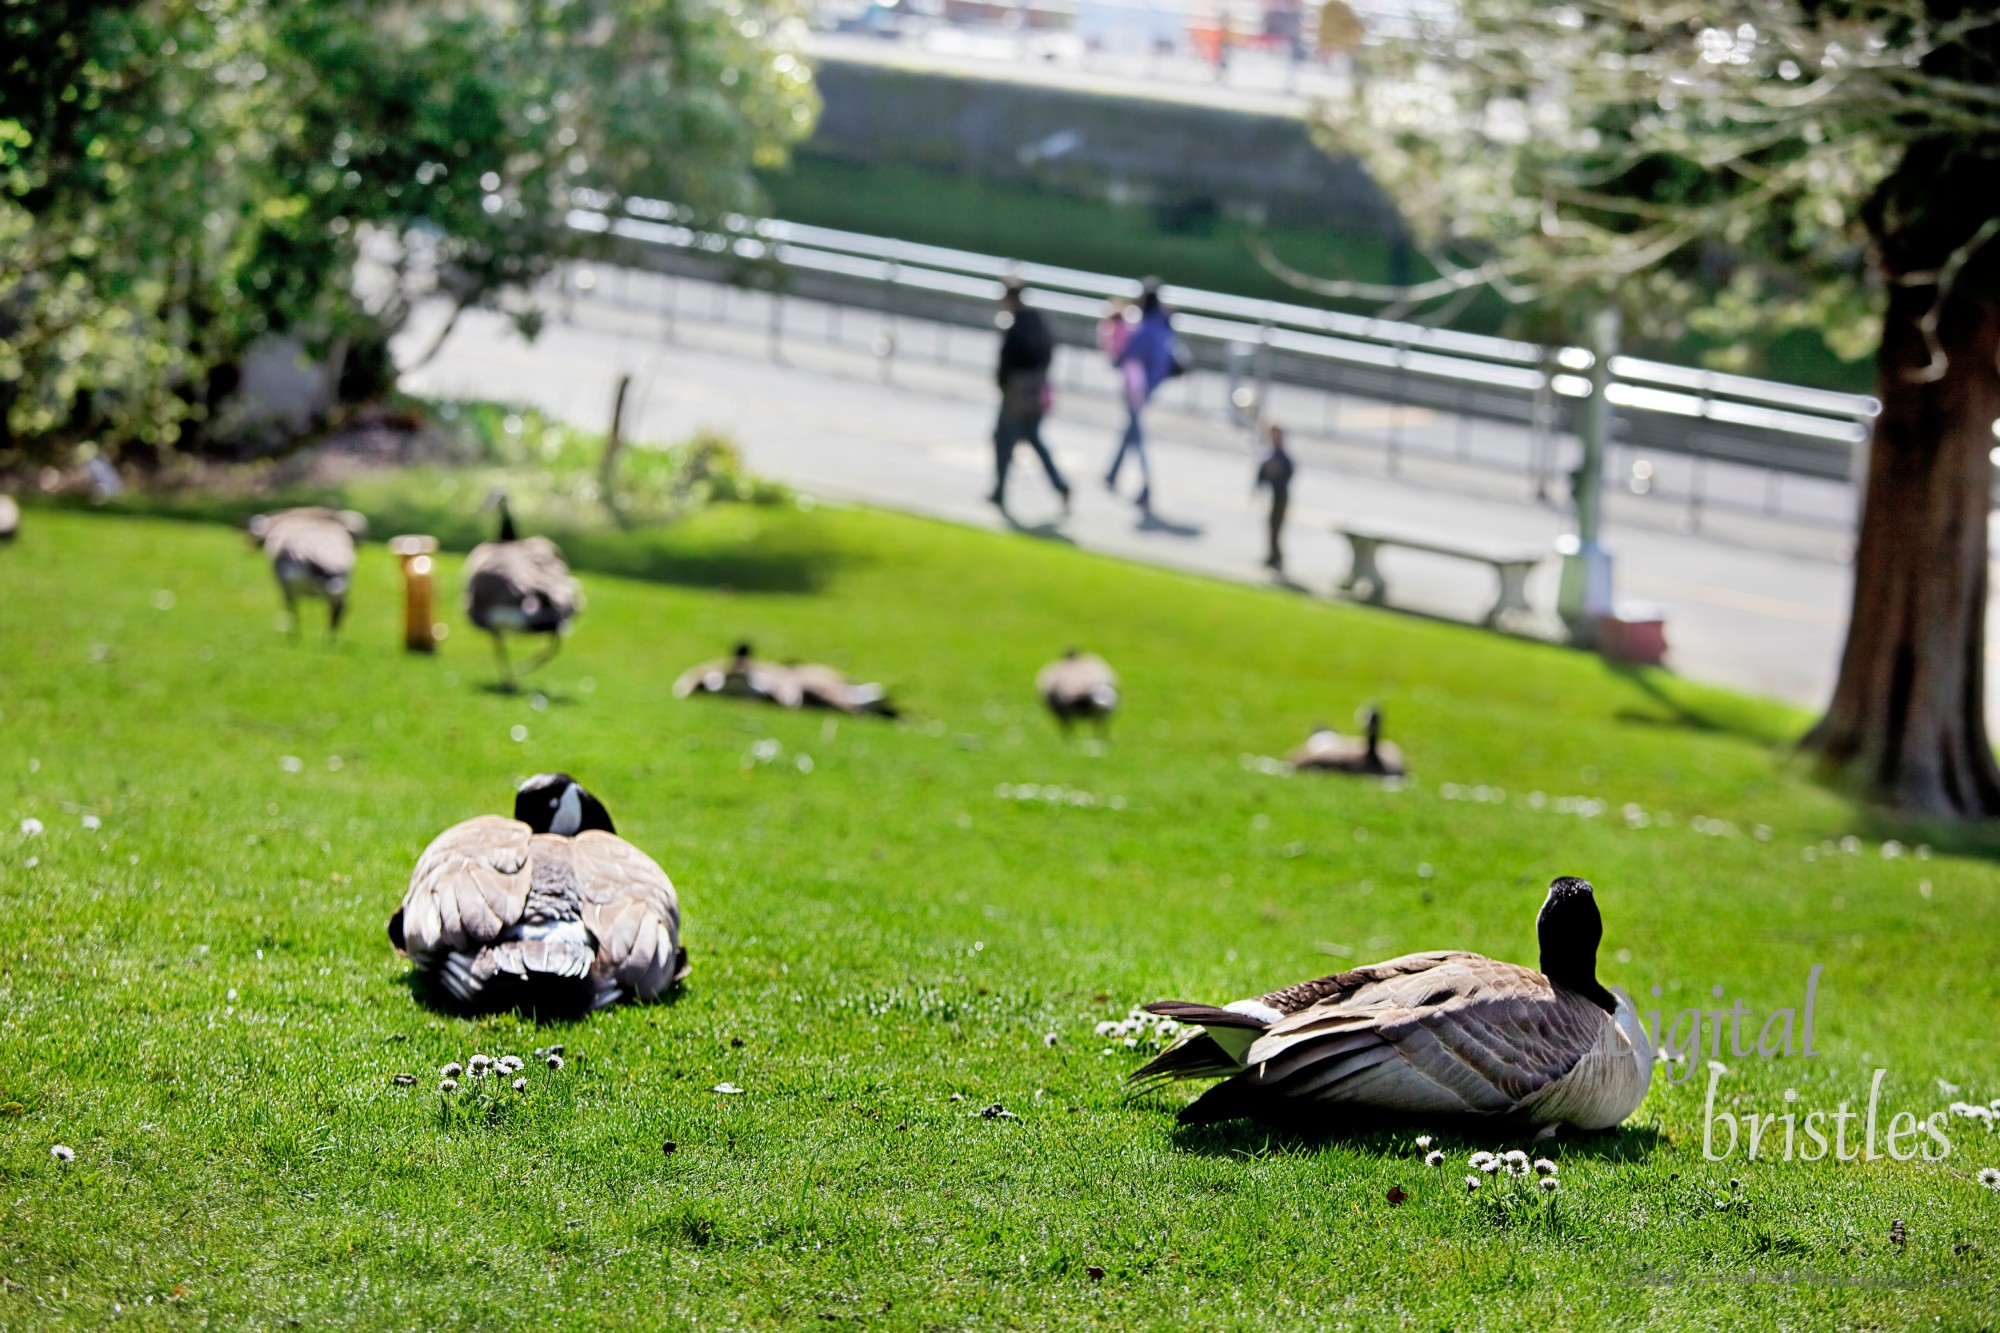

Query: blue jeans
left=1107, top=403, right=1152, bottom=497
left=993, top=408, right=1068, bottom=501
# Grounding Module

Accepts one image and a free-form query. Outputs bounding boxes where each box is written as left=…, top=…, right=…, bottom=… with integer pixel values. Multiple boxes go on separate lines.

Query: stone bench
left=1334, top=520, right=1546, bottom=627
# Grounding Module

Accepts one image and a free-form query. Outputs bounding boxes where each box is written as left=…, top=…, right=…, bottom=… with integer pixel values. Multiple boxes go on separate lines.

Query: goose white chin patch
left=549, top=784, right=583, bottom=836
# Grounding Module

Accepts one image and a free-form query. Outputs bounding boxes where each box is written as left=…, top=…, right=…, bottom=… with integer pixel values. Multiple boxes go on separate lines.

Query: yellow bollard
left=388, top=534, right=444, bottom=654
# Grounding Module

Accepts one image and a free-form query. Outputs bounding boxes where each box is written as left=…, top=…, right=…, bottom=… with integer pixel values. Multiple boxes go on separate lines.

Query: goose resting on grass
left=787, top=662, right=899, bottom=718
left=673, top=644, right=898, bottom=717
left=465, top=495, right=580, bottom=689
left=1037, top=649, right=1118, bottom=734
left=387, top=773, right=687, bottom=1016
left=1131, top=877, right=1652, bottom=1133
left=1289, top=707, right=1405, bottom=777
left=248, top=506, right=367, bottom=639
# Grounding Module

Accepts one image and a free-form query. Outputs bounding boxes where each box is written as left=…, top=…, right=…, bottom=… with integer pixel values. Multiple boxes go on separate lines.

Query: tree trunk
left=1802, top=262, right=2000, bottom=817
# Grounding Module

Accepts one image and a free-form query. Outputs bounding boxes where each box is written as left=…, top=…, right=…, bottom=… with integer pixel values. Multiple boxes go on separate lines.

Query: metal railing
left=564, top=196, right=1879, bottom=531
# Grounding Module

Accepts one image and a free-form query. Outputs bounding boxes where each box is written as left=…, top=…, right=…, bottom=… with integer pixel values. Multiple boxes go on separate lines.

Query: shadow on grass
left=1163, top=1113, right=1664, bottom=1163
left=1605, top=662, right=1805, bottom=749
left=396, top=969, right=685, bottom=1024
left=55, top=491, right=847, bottom=594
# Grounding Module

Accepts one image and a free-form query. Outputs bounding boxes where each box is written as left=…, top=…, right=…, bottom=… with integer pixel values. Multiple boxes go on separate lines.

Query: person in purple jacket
left=1106, top=279, right=1177, bottom=511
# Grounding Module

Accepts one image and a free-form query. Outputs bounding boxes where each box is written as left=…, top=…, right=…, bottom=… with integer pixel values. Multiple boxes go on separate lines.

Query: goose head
left=515, top=772, right=615, bottom=836
left=1361, top=706, right=1383, bottom=751
left=733, top=641, right=754, bottom=666
left=1537, top=876, right=1616, bottom=1013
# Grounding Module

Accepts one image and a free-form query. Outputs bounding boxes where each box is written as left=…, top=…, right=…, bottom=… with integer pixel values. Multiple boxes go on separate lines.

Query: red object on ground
left=1596, top=602, right=1668, bottom=666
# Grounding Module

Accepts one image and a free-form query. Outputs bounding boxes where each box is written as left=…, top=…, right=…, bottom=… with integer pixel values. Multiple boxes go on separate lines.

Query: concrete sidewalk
left=397, top=287, right=1931, bottom=724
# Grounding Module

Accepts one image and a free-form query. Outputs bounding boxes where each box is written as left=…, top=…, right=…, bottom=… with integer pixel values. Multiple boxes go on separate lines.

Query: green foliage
left=2, top=502, right=1999, bottom=1325
left=1312, top=2, right=2000, bottom=368
left=0, top=0, right=818, bottom=462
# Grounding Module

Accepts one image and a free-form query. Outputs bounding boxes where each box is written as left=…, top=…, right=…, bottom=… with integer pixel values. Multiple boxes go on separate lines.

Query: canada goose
left=1037, top=649, right=1118, bottom=733
left=0, top=494, right=18, bottom=542
left=248, top=506, right=367, bottom=639
left=788, top=662, right=899, bottom=718
left=1289, top=707, right=1405, bottom=777
left=464, top=495, right=580, bottom=688
left=1131, top=877, right=1652, bottom=1133
left=387, top=773, right=687, bottom=1016
left=672, top=642, right=803, bottom=708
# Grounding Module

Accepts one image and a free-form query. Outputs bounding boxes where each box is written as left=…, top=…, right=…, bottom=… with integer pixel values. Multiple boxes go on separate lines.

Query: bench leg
left=1340, top=535, right=1386, bottom=604
left=1486, top=561, right=1534, bottom=626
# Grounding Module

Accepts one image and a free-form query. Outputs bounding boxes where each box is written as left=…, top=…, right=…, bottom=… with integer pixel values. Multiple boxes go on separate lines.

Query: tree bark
left=1802, top=258, right=2000, bottom=817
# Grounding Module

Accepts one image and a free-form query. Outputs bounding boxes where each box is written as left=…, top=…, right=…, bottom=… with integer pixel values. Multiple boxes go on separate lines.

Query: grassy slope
left=1, top=505, right=1996, bottom=1329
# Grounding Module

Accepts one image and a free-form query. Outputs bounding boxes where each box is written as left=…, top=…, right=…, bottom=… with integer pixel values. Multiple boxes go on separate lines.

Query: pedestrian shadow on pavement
left=999, top=509, right=1077, bottom=545
left=1135, top=508, right=1203, bottom=539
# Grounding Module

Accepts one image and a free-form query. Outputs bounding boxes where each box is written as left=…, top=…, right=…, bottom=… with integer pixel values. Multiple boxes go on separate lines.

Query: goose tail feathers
left=1127, top=1033, right=1240, bottom=1087
left=430, top=937, right=598, bottom=1016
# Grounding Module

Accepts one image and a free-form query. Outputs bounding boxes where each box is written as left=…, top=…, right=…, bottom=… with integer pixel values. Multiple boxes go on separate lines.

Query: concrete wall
left=807, top=57, right=1403, bottom=237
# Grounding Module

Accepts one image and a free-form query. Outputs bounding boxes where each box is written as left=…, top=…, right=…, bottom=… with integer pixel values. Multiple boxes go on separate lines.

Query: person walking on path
left=989, top=279, right=1070, bottom=514
left=1255, top=421, right=1295, bottom=573
left=1106, top=280, right=1177, bottom=511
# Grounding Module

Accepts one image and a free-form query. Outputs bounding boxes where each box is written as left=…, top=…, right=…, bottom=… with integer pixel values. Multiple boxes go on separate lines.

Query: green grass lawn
left=2, top=501, right=1997, bottom=1328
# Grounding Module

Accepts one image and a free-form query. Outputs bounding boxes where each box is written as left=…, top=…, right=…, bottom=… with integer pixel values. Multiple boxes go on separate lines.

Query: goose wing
left=262, top=508, right=360, bottom=580
left=571, top=830, right=686, bottom=1004
left=789, top=662, right=892, bottom=715
left=391, top=816, right=534, bottom=967
left=464, top=537, right=581, bottom=625
left=1287, top=729, right=1361, bottom=768
left=1221, top=954, right=1609, bottom=1119
left=673, top=658, right=730, bottom=698
left=1037, top=654, right=1118, bottom=708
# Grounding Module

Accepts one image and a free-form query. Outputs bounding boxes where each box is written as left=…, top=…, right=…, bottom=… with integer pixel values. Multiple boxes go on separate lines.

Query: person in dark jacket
left=1107, top=280, right=1176, bottom=511
left=989, top=280, right=1071, bottom=513
left=1255, top=421, right=1295, bottom=573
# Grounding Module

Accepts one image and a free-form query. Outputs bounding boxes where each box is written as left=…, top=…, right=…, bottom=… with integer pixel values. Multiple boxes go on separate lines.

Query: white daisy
left=1502, top=1150, right=1530, bottom=1165
left=511, top=1078, right=527, bottom=1093
left=1424, top=1150, right=1444, bottom=1167
left=51, top=1144, right=74, bottom=1162
left=440, top=1062, right=463, bottom=1079
left=19, top=818, right=43, bottom=837
left=439, top=1078, right=459, bottom=1093
left=468, top=1055, right=493, bottom=1072
left=546, top=1054, right=565, bottom=1071
left=1978, top=1167, right=2000, bottom=1190
left=1464, top=1175, right=1482, bottom=1192
left=496, top=1056, right=524, bottom=1074
left=1538, top=1177, right=1560, bottom=1194
left=1415, top=1135, right=1433, bottom=1150
left=1468, top=1151, right=1496, bottom=1170
left=1533, top=1158, right=1558, bottom=1176
left=1506, top=1158, right=1530, bottom=1177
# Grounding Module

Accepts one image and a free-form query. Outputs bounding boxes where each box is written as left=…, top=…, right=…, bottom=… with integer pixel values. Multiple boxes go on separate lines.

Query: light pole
left=1556, top=307, right=1619, bottom=644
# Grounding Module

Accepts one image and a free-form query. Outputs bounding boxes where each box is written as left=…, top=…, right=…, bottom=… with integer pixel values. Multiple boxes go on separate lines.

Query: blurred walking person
left=1255, top=422, right=1295, bottom=573
left=989, top=279, right=1070, bottom=514
left=1106, top=280, right=1178, bottom=511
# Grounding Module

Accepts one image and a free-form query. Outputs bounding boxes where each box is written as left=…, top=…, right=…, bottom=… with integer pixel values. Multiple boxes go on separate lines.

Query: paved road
left=396, top=278, right=1985, bottom=725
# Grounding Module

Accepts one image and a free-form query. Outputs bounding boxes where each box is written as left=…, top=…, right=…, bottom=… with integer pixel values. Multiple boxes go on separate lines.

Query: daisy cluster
left=1417, top=1138, right=1560, bottom=1197
left=409, top=1046, right=567, bottom=1098
left=1093, top=1007, right=1184, bottom=1056
left=995, top=783, right=1126, bottom=811
left=1946, top=1099, right=2000, bottom=1131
